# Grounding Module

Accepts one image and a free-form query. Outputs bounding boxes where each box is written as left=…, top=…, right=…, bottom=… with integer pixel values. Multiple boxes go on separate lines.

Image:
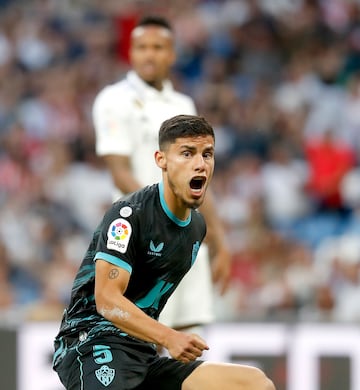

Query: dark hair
left=159, top=115, right=215, bottom=150
left=136, top=16, right=172, bottom=31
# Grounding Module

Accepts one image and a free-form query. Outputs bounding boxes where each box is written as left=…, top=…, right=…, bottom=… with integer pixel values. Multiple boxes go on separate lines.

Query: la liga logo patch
left=111, top=220, right=129, bottom=240
left=107, top=218, right=132, bottom=253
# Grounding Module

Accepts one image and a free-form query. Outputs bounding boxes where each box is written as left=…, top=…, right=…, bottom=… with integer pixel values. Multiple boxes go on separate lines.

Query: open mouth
left=190, top=177, right=206, bottom=192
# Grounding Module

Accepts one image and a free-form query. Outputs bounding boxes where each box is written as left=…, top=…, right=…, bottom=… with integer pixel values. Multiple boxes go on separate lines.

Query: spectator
left=304, top=127, right=356, bottom=213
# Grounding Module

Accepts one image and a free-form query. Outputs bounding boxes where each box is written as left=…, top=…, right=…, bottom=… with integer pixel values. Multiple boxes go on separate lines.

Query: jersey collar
left=158, top=182, right=191, bottom=227
left=127, top=71, right=173, bottom=100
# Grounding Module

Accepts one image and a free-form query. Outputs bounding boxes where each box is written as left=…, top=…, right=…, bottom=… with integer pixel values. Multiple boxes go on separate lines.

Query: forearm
left=113, top=170, right=142, bottom=194
left=103, top=154, right=142, bottom=194
left=199, top=190, right=227, bottom=254
left=199, top=190, right=232, bottom=293
left=96, top=293, right=209, bottom=362
left=96, top=293, right=175, bottom=347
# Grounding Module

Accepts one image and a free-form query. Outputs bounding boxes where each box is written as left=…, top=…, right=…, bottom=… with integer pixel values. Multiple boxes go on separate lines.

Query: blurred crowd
left=2, top=0, right=360, bottom=325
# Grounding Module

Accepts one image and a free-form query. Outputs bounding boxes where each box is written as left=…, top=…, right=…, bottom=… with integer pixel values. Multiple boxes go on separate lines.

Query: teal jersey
left=55, top=183, right=206, bottom=341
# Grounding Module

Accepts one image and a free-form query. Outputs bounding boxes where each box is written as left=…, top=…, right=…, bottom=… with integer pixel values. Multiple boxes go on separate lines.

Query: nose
left=143, top=47, right=156, bottom=60
left=193, top=154, right=206, bottom=171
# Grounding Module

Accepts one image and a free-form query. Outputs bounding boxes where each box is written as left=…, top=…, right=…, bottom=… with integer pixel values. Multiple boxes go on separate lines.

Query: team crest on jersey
left=107, top=218, right=132, bottom=253
left=95, top=365, right=115, bottom=386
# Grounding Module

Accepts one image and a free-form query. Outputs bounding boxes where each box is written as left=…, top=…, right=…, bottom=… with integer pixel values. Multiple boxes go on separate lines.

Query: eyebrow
left=180, top=144, right=214, bottom=152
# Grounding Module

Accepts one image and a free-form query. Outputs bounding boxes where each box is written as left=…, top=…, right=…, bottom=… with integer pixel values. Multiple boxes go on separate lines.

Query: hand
left=211, top=245, right=232, bottom=295
left=166, top=332, right=209, bottom=363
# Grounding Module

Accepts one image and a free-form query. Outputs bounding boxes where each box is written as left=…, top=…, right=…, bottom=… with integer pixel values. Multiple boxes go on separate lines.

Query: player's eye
left=203, top=151, right=213, bottom=159
left=182, top=150, right=192, bottom=158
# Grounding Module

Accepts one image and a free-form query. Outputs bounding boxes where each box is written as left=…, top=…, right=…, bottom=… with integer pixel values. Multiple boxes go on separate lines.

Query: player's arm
left=95, top=259, right=209, bottom=362
left=102, top=154, right=141, bottom=194
left=199, top=189, right=232, bottom=294
left=93, top=90, right=141, bottom=195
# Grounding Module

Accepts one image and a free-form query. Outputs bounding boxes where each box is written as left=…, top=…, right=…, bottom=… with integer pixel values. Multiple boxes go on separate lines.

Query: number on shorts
left=93, top=345, right=113, bottom=364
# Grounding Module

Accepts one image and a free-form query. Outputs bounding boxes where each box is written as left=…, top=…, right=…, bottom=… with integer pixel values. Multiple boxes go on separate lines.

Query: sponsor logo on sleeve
left=107, top=218, right=132, bottom=253
left=119, top=206, right=132, bottom=218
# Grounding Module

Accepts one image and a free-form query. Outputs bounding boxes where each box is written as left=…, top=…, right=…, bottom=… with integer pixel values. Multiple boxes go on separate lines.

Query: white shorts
left=158, top=244, right=214, bottom=328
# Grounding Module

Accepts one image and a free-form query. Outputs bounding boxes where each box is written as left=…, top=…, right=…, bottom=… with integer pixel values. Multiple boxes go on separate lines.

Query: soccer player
left=53, top=114, right=275, bottom=390
left=93, top=15, right=231, bottom=333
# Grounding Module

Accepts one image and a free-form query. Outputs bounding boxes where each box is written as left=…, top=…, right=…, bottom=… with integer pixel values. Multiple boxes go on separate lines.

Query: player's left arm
left=199, top=189, right=231, bottom=295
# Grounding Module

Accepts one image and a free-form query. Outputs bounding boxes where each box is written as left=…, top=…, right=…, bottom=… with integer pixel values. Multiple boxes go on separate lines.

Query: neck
left=159, top=182, right=191, bottom=224
left=146, top=80, right=163, bottom=91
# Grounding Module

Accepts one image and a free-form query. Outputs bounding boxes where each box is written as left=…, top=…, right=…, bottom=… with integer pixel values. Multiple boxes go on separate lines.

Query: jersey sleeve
left=94, top=203, right=139, bottom=274
left=92, top=86, right=133, bottom=157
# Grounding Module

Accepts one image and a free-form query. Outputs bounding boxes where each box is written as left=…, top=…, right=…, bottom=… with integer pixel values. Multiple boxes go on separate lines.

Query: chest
left=129, top=96, right=189, bottom=144
left=134, top=220, right=202, bottom=284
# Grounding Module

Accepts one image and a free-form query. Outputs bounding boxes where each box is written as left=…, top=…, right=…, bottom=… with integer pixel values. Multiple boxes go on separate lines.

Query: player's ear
left=155, top=150, right=166, bottom=169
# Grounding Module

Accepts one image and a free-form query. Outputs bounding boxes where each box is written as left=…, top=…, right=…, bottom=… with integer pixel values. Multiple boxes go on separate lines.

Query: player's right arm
left=92, top=86, right=141, bottom=195
left=94, top=259, right=209, bottom=362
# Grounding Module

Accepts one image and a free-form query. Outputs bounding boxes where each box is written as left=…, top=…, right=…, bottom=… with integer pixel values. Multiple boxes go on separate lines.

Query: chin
left=191, top=199, right=203, bottom=209
left=183, top=199, right=200, bottom=209
left=142, top=75, right=157, bottom=84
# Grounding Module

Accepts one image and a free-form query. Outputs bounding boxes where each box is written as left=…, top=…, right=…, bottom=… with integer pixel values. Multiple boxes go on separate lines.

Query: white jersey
left=93, top=71, right=196, bottom=198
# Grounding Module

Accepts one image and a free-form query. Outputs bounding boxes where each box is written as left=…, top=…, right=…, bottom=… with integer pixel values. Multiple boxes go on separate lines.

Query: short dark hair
left=136, top=16, right=172, bottom=31
left=159, top=115, right=215, bottom=150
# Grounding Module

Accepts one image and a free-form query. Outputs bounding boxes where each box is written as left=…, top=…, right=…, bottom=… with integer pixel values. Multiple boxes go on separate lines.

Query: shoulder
left=169, top=93, right=197, bottom=115
left=192, top=208, right=206, bottom=225
left=113, top=184, right=159, bottom=216
left=164, top=81, right=196, bottom=112
left=100, top=186, right=158, bottom=237
left=189, top=209, right=207, bottom=241
left=170, top=89, right=196, bottom=108
left=93, top=78, right=135, bottom=109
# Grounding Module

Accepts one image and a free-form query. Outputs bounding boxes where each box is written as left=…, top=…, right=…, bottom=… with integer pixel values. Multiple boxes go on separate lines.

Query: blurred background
left=2, top=0, right=360, bottom=389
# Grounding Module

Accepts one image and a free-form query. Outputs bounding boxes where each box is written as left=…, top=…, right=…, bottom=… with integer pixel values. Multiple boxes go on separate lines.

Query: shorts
left=159, top=244, right=214, bottom=328
left=53, top=333, right=204, bottom=390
